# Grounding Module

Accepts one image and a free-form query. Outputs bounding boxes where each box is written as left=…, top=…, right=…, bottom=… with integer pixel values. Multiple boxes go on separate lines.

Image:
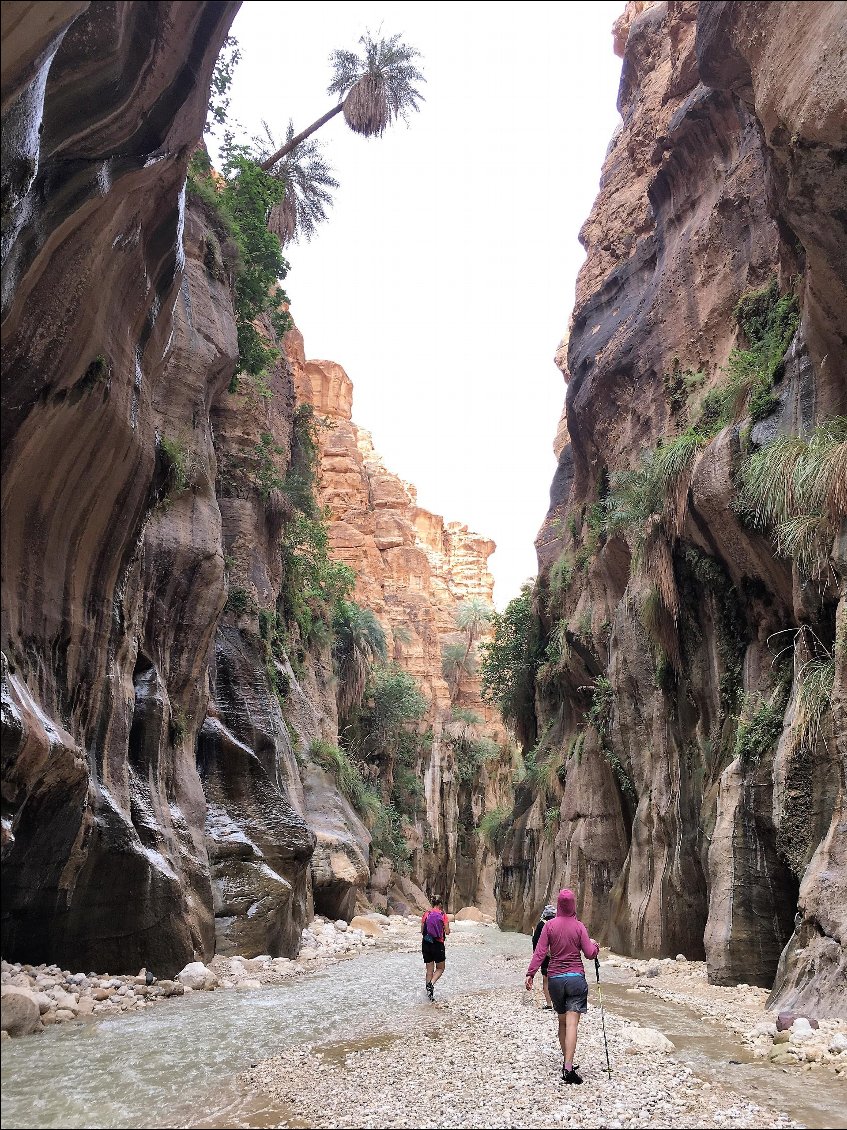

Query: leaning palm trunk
left=259, top=103, right=344, bottom=170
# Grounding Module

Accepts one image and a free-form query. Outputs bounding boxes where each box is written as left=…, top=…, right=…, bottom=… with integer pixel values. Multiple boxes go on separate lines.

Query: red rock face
left=289, top=344, right=511, bottom=912
left=509, top=1, right=845, bottom=1014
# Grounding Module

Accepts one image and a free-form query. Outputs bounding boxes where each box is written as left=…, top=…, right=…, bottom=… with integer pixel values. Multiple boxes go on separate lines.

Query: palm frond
left=328, top=31, right=425, bottom=137
left=257, top=120, right=339, bottom=244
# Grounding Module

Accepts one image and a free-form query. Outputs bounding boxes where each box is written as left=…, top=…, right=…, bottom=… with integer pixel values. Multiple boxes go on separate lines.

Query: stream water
left=2, top=928, right=845, bottom=1130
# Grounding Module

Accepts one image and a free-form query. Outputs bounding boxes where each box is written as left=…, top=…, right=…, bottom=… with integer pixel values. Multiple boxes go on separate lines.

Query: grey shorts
left=548, top=973, right=588, bottom=1014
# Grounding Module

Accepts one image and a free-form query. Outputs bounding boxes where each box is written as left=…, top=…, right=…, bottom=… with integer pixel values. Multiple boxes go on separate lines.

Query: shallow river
left=2, top=928, right=845, bottom=1129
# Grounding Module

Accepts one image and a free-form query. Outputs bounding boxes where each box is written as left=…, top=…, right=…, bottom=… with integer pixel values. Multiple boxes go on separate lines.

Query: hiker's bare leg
left=557, top=1013, right=568, bottom=1057
left=425, top=960, right=435, bottom=984
left=431, top=960, right=446, bottom=985
left=542, top=975, right=552, bottom=1007
left=565, top=1012, right=580, bottom=1065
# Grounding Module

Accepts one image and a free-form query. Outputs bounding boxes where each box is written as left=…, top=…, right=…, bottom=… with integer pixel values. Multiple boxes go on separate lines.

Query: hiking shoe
left=563, top=1068, right=583, bottom=1085
left=426, top=981, right=434, bottom=1001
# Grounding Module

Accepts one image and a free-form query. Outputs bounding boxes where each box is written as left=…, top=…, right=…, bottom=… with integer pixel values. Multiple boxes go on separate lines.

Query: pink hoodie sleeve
left=527, top=921, right=550, bottom=978
left=579, top=922, right=599, bottom=960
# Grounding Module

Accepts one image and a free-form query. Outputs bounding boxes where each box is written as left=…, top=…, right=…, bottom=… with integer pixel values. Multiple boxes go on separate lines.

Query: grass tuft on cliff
left=736, top=416, right=847, bottom=580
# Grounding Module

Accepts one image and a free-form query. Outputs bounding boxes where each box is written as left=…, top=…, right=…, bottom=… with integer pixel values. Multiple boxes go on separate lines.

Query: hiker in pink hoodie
left=525, top=888, right=599, bottom=1084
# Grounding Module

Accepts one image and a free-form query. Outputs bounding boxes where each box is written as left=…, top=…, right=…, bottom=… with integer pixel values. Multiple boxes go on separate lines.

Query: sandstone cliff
left=288, top=340, right=512, bottom=915
left=499, top=0, right=846, bottom=1017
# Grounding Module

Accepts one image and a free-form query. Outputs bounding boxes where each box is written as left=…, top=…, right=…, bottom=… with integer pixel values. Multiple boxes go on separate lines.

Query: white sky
left=220, top=1, right=624, bottom=608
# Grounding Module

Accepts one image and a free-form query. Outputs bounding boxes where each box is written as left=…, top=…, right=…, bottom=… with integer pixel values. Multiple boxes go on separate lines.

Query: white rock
left=335, top=920, right=348, bottom=932
left=628, top=1026, right=675, bottom=1053
left=791, top=1017, right=813, bottom=1034
left=177, top=962, right=217, bottom=991
left=1, top=986, right=41, bottom=1037
left=675, top=954, right=686, bottom=962
left=829, top=1033, right=847, bottom=1054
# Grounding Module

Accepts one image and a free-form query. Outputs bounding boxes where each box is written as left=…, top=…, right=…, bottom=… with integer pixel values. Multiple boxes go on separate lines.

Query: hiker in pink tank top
left=525, top=888, right=599, bottom=1084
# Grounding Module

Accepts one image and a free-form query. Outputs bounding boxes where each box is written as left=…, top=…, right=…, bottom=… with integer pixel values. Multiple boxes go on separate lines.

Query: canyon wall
left=498, top=0, right=846, bottom=1017
left=0, top=1, right=507, bottom=975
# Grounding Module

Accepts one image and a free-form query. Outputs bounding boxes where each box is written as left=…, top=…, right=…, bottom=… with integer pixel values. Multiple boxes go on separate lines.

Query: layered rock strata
left=500, top=0, right=846, bottom=1017
left=288, top=341, right=511, bottom=914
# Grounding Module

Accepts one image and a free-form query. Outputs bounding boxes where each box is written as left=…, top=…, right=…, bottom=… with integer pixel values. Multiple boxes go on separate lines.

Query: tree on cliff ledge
left=259, top=31, right=425, bottom=171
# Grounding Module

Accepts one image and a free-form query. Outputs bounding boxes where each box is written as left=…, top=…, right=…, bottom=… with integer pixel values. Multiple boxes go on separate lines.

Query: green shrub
left=544, top=805, right=559, bottom=841
left=735, top=694, right=786, bottom=766
left=159, top=435, right=192, bottom=496
left=225, top=586, right=254, bottom=616
left=548, top=553, right=574, bottom=602
left=478, top=806, right=511, bottom=852
left=479, top=582, right=543, bottom=747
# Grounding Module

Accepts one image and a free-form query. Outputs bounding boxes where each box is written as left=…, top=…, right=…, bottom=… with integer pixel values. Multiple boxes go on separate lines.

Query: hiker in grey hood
left=531, top=903, right=557, bottom=1009
left=526, top=888, right=599, bottom=1084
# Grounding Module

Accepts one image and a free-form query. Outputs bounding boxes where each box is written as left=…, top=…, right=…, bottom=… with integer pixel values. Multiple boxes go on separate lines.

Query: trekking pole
left=594, top=956, right=612, bottom=1080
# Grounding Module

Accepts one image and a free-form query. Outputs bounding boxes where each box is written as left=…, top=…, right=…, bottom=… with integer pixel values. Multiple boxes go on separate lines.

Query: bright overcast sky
left=220, top=1, right=624, bottom=607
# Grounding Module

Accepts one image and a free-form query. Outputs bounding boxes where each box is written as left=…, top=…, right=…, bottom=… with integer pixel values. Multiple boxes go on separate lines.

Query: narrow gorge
left=1, top=0, right=845, bottom=1056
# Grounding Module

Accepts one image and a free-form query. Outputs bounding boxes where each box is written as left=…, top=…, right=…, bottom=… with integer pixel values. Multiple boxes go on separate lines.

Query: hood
left=557, top=889, right=576, bottom=917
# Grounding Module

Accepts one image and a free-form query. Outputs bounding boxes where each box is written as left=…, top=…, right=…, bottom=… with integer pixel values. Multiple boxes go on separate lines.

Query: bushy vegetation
left=446, top=707, right=499, bottom=784
left=735, top=694, right=787, bottom=766
left=478, top=806, right=511, bottom=852
left=187, top=148, right=293, bottom=391
left=333, top=601, right=387, bottom=724
left=158, top=435, right=193, bottom=497
left=698, top=280, right=799, bottom=432
left=479, top=583, right=543, bottom=747
left=736, top=416, right=847, bottom=580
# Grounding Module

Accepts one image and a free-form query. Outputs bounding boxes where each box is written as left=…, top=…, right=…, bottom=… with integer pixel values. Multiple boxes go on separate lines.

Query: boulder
left=335, top=920, right=348, bottom=932
left=349, top=916, right=384, bottom=937
left=627, top=1026, right=675, bottom=1054
left=364, top=912, right=390, bottom=925
left=157, top=980, right=184, bottom=997
left=777, top=1011, right=818, bottom=1031
left=645, top=960, right=661, bottom=978
left=1, top=987, right=41, bottom=1037
left=33, top=991, right=53, bottom=1014
left=177, top=962, right=218, bottom=991
left=455, top=906, right=485, bottom=922
left=829, top=1033, right=847, bottom=1054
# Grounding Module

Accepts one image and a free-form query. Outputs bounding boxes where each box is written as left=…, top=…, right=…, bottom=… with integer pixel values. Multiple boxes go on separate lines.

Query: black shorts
left=422, top=938, right=446, bottom=964
left=549, top=973, right=588, bottom=1014
left=540, top=956, right=550, bottom=976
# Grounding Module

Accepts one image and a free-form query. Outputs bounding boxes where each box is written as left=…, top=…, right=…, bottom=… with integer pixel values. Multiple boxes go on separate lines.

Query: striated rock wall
left=500, top=0, right=846, bottom=1017
left=0, top=0, right=318, bottom=974
left=288, top=341, right=511, bottom=914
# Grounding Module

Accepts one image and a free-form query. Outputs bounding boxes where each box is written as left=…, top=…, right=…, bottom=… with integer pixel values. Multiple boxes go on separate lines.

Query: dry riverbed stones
left=0, top=912, right=409, bottom=1037
left=240, top=989, right=803, bottom=1129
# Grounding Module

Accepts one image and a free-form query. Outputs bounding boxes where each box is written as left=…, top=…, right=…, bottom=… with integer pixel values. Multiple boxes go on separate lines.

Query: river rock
left=177, top=962, right=217, bottom=990
left=158, top=980, right=184, bottom=997
left=829, top=1033, right=847, bottom=1054
left=645, top=960, right=661, bottom=977
left=349, top=916, right=384, bottom=937
left=627, top=1026, right=675, bottom=1053
left=335, top=920, right=348, bottom=932
left=364, top=912, right=391, bottom=925
left=54, top=1009, right=77, bottom=1022
left=777, top=1012, right=818, bottom=1031
left=33, top=991, right=53, bottom=1014
left=1, top=986, right=41, bottom=1037
left=455, top=906, right=485, bottom=922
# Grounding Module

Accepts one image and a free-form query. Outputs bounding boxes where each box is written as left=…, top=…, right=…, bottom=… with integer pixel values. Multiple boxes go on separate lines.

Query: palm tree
left=442, top=640, right=477, bottom=701
left=333, top=602, right=387, bottom=723
left=256, top=121, right=339, bottom=245
left=456, top=597, right=495, bottom=662
left=259, top=31, right=425, bottom=171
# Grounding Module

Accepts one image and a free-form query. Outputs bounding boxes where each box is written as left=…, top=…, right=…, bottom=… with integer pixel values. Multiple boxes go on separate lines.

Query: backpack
left=423, top=908, right=445, bottom=942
